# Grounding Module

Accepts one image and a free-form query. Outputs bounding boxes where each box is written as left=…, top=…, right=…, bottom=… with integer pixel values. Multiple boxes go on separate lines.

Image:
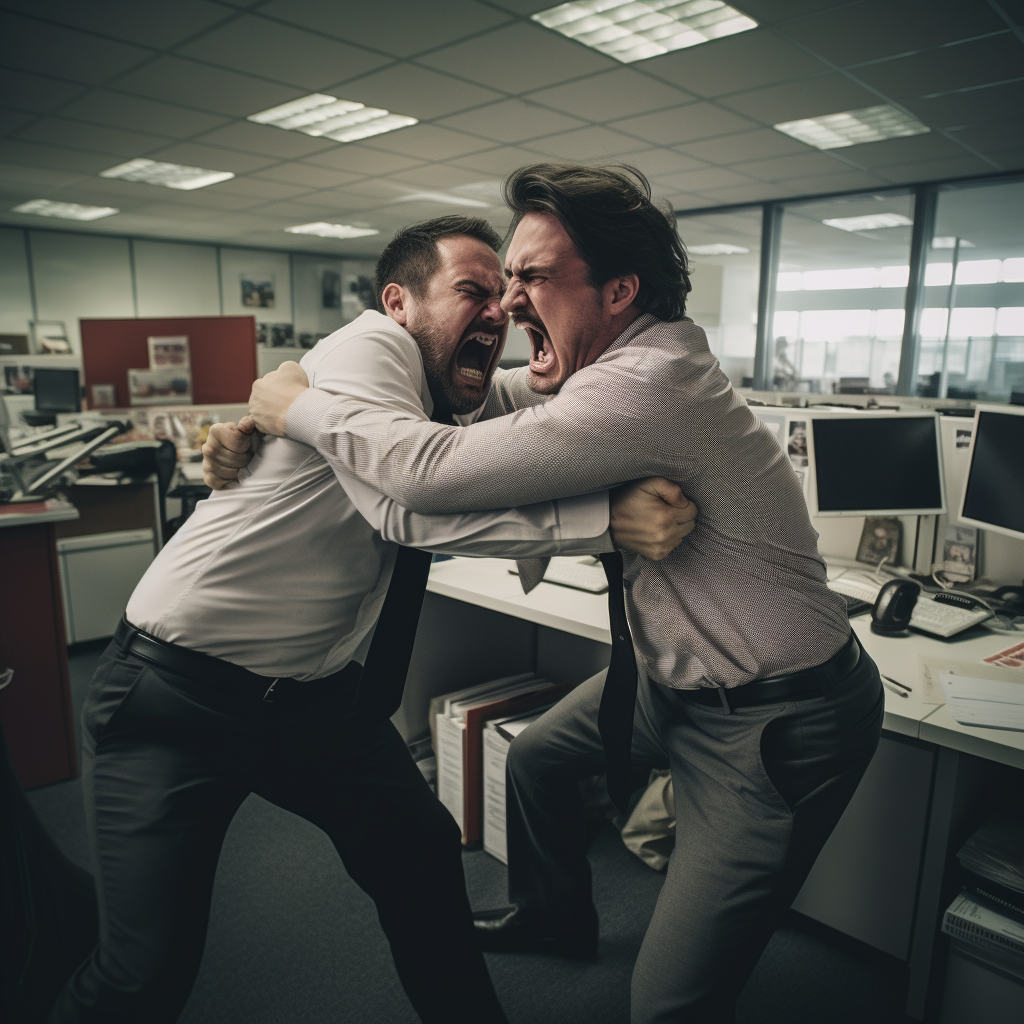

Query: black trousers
left=48, top=641, right=507, bottom=1024
left=505, top=642, right=884, bottom=1024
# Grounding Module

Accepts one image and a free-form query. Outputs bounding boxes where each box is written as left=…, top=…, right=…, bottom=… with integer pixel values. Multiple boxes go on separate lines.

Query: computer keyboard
left=509, top=557, right=609, bottom=594
left=828, top=576, right=993, bottom=638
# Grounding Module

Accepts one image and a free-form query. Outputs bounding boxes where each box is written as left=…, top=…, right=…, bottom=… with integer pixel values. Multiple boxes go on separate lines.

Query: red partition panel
left=80, top=316, right=257, bottom=407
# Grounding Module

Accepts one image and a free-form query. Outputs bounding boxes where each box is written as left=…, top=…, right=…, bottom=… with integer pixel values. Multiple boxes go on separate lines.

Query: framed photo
left=29, top=320, right=72, bottom=355
left=787, top=419, right=808, bottom=468
left=241, top=274, right=275, bottom=308
left=147, top=335, right=190, bottom=368
left=90, top=383, right=117, bottom=408
left=2, top=365, right=34, bottom=394
left=127, top=367, right=192, bottom=406
left=0, top=334, right=30, bottom=356
left=942, top=524, right=977, bottom=582
left=856, top=516, right=902, bottom=567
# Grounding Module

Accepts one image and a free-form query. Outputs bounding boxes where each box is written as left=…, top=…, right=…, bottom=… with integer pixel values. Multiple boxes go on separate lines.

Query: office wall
left=0, top=228, right=34, bottom=336
left=133, top=240, right=221, bottom=318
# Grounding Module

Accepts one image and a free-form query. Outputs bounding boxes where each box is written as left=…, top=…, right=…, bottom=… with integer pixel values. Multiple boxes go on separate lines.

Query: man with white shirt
left=49, top=215, right=695, bottom=1024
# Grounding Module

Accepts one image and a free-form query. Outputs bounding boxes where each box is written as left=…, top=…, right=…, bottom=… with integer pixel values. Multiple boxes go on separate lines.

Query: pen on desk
left=882, top=679, right=909, bottom=698
left=882, top=674, right=912, bottom=693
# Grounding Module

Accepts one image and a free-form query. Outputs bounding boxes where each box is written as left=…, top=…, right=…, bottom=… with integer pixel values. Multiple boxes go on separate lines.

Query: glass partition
left=771, top=191, right=915, bottom=395
left=918, top=178, right=1024, bottom=403
left=675, top=208, right=762, bottom=387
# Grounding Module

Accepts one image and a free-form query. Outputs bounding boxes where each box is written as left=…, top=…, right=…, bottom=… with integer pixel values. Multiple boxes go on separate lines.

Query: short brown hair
left=374, top=215, right=502, bottom=310
left=502, top=164, right=691, bottom=321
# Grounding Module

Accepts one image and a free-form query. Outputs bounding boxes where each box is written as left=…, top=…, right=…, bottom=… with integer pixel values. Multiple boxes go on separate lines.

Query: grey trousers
left=505, top=641, right=884, bottom=1024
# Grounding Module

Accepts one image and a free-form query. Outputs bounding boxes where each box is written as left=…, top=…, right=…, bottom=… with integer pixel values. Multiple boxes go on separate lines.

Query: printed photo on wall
left=270, top=324, right=295, bottom=347
left=241, top=274, right=275, bottom=308
left=30, top=320, right=72, bottom=355
left=128, top=367, right=192, bottom=406
left=90, top=384, right=117, bottom=409
left=956, top=428, right=973, bottom=449
left=2, top=365, right=34, bottom=394
left=942, top=525, right=978, bottom=582
left=856, top=517, right=902, bottom=567
left=787, top=419, right=808, bottom=468
left=321, top=270, right=342, bottom=309
left=147, top=335, right=190, bottom=368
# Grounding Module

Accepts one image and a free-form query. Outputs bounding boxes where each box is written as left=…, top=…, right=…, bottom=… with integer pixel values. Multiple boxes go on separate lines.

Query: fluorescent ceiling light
left=100, top=158, right=234, bottom=190
left=688, top=243, right=749, bottom=255
left=12, top=199, right=118, bottom=221
left=932, top=236, right=976, bottom=249
left=822, top=212, right=913, bottom=232
left=533, top=0, right=757, bottom=63
left=285, top=222, right=380, bottom=239
left=395, top=191, right=490, bottom=208
left=774, top=104, right=929, bottom=150
left=249, top=93, right=417, bottom=143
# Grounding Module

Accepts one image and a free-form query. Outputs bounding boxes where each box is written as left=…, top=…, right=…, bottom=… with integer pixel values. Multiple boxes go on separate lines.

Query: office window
left=676, top=208, right=762, bottom=386
left=771, top=192, right=915, bottom=394
left=918, top=178, right=1024, bottom=403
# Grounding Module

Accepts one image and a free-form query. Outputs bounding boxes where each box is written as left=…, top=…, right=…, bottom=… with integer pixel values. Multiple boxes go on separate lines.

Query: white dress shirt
left=127, top=311, right=611, bottom=680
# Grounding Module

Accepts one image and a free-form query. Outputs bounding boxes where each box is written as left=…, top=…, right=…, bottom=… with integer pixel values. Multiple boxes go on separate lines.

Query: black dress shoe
left=473, top=905, right=598, bottom=960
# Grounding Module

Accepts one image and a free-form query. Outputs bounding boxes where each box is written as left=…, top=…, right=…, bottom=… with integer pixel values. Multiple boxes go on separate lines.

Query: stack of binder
left=942, top=803, right=1024, bottom=981
left=433, top=674, right=571, bottom=846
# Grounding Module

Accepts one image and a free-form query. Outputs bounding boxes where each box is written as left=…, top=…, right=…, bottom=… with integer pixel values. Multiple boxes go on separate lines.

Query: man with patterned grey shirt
left=236, top=164, right=885, bottom=1024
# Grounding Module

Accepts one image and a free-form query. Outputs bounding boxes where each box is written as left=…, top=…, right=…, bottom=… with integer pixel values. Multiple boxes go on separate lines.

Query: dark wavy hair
left=374, top=215, right=502, bottom=310
left=502, top=163, right=691, bottom=321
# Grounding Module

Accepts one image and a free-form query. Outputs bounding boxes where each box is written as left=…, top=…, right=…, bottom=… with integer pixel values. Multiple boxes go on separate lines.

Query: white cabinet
left=58, top=529, right=155, bottom=643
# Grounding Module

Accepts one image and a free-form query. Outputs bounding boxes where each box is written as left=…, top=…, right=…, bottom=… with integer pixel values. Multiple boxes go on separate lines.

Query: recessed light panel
left=533, top=0, right=757, bottom=63
left=13, top=199, right=118, bottom=221
left=100, top=158, right=234, bottom=190
left=774, top=104, right=929, bottom=150
left=250, top=94, right=417, bottom=143
left=688, top=243, right=749, bottom=255
left=932, top=236, right=976, bottom=249
left=285, top=222, right=380, bottom=239
left=395, top=191, right=490, bottom=208
left=822, top=213, right=913, bottom=232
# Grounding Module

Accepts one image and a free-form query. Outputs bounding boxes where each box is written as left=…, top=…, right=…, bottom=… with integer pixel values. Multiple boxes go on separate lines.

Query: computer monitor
left=958, top=404, right=1024, bottom=540
left=810, top=413, right=945, bottom=516
left=33, top=367, right=80, bottom=413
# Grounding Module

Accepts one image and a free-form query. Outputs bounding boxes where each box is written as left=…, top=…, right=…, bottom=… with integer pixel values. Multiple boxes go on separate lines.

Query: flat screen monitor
left=34, top=367, right=80, bottom=413
left=810, top=413, right=945, bottom=516
left=959, top=404, right=1024, bottom=540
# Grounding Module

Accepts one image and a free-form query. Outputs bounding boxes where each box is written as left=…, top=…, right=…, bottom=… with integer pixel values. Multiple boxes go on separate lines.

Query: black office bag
left=0, top=727, right=97, bottom=1023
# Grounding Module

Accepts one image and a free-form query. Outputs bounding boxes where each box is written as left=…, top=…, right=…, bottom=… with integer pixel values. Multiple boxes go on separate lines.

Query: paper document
left=984, top=641, right=1024, bottom=670
left=939, top=671, right=1024, bottom=731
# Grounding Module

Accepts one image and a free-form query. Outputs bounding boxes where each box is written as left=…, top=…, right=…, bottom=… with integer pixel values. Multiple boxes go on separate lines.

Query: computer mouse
left=871, top=579, right=921, bottom=635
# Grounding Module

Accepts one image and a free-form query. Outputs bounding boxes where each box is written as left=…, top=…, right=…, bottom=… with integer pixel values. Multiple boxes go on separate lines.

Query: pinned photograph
left=30, top=320, right=72, bottom=355
left=241, top=274, right=275, bottom=308
left=128, top=367, right=192, bottom=406
left=270, top=323, right=295, bottom=348
left=90, top=383, right=117, bottom=409
left=942, top=524, right=977, bottom=582
left=787, top=420, right=808, bottom=468
left=956, top=428, right=972, bottom=449
left=856, top=516, right=901, bottom=567
left=2, top=365, right=34, bottom=395
left=148, top=335, right=190, bottom=368
left=321, top=270, right=342, bottom=309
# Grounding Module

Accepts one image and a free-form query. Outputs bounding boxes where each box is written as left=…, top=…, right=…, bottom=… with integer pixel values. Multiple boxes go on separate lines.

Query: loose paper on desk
left=984, top=641, right=1024, bottom=670
left=919, top=652, right=1021, bottom=704
left=936, top=662, right=1024, bottom=731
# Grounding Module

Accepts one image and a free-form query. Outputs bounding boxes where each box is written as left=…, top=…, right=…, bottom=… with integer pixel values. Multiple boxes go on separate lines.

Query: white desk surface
left=429, top=557, right=1024, bottom=761
left=0, top=501, right=79, bottom=528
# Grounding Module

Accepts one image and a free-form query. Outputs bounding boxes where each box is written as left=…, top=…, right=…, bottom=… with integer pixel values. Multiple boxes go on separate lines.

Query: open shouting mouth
left=454, top=327, right=500, bottom=387
left=517, top=316, right=556, bottom=375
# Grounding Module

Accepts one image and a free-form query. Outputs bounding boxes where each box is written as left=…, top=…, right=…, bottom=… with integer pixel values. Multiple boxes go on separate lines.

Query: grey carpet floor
left=23, top=645, right=915, bottom=1024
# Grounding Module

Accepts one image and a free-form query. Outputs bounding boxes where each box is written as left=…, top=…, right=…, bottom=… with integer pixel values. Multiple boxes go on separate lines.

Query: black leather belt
left=114, top=617, right=358, bottom=705
left=684, top=633, right=861, bottom=711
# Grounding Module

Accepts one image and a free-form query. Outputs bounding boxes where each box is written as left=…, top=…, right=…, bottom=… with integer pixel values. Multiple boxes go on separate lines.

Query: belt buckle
left=263, top=679, right=280, bottom=702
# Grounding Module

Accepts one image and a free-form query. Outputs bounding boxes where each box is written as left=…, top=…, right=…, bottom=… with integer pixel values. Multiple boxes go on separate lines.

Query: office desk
left=0, top=502, right=80, bottom=788
left=420, top=557, right=1023, bottom=1020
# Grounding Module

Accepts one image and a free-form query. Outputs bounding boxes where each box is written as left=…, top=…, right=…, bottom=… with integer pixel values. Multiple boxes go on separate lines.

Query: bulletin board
left=80, top=315, right=257, bottom=408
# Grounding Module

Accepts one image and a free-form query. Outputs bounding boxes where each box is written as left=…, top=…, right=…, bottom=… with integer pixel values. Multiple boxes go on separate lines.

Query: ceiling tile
left=990, top=146, right=1024, bottom=171
left=727, top=1, right=850, bottom=23
left=114, top=56, right=303, bottom=117
left=330, top=64, right=503, bottom=120
left=303, top=146, right=425, bottom=175
left=249, top=199, right=352, bottom=220
left=0, top=12, right=152, bottom=85
left=0, top=68, right=89, bottom=114
left=134, top=186, right=264, bottom=210
left=0, top=109, right=37, bottom=137
left=656, top=167, right=756, bottom=192
left=192, top=122, right=338, bottom=159
left=730, top=150, right=856, bottom=181
left=0, top=162, right=86, bottom=190
left=853, top=35, right=1024, bottom=100
left=947, top=117, right=1024, bottom=155
left=261, top=0, right=512, bottom=59
left=252, top=164, right=365, bottom=189
left=674, top=128, right=809, bottom=164
left=771, top=169, right=890, bottom=193
left=15, top=118, right=174, bottom=158
left=177, top=14, right=391, bottom=91
left=718, top=74, right=880, bottom=124
left=438, top=100, right=587, bottom=144
left=875, top=155, right=1000, bottom=184
left=781, top=0, right=1007, bottom=66
left=204, top=177, right=313, bottom=201
left=0, top=0, right=231, bottom=49
left=524, top=68, right=693, bottom=122
left=387, top=164, right=500, bottom=189
left=58, top=91, right=231, bottom=138
left=0, top=139, right=114, bottom=173
left=307, top=187, right=399, bottom=211
left=448, top=146, right=545, bottom=174
left=488, top=0, right=552, bottom=13
left=358, top=123, right=494, bottom=159
left=625, top=148, right=711, bottom=177
left=904, top=80, right=1024, bottom=129
left=128, top=201, right=225, bottom=222
left=609, top=103, right=758, bottom=146
left=417, top=22, right=617, bottom=93
left=145, top=141, right=278, bottom=174
left=683, top=182, right=777, bottom=206
left=641, top=29, right=829, bottom=98
left=839, top=132, right=966, bottom=168
left=523, top=126, right=652, bottom=160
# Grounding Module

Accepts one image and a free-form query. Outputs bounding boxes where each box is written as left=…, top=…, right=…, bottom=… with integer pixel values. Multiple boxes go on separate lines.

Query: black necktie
left=356, top=405, right=455, bottom=721
left=598, top=551, right=639, bottom=814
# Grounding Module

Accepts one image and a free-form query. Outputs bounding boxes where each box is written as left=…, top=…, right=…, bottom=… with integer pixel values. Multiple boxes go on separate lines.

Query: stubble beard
left=409, top=319, right=483, bottom=417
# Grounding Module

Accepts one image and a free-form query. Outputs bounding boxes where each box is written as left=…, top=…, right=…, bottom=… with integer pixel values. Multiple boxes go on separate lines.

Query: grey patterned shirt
left=287, top=313, right=850, bottom=689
